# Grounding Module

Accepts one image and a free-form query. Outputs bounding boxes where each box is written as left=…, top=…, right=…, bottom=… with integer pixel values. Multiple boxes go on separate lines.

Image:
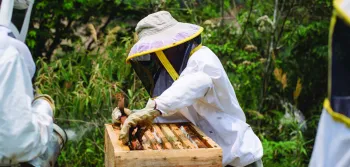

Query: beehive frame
left=104, top=123, right=222, bottom=167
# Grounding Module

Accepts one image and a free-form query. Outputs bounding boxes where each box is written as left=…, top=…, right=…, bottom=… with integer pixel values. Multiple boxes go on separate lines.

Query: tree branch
left=86, top=15, right=113, bottom=50
left=221, top=0, right=224, bottom=26
left=276, top=0, right=296, bottom=45
left=259, top=0, right=280, bottom=112
left=237, top=0, right=254, bottom=45
left=46, top=19, right=73, bottom=61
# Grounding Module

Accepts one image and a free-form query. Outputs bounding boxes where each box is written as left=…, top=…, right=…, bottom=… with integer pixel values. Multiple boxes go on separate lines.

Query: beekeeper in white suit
left=114, top=11, right=263, bottom=167
left=0, top=0, right=67, bottom=166
left=309, top=0, right=350, bottom=166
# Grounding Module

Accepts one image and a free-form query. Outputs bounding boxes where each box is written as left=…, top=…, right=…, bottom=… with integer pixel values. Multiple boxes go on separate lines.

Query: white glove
left=33, top=94, right=55, bottom=115
left=14, top=0, right=32, bottom=10
left=112, top=107, right=133, bottom=124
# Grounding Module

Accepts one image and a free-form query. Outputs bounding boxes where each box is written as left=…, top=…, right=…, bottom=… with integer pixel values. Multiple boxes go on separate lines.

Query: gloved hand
left=111, top=107, right=133, bottom=124
left=119, top=99, right=161, bottom=144
left=33, top=94, right=55, bottom=114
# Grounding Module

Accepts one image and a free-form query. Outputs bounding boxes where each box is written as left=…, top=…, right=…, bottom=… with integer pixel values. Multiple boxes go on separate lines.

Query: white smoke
left=64, top=125, right=94, bottom=142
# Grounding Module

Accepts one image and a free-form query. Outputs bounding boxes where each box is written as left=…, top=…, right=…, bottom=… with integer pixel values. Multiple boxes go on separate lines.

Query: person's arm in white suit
left=0, top=44, right=53, bottom=162
left=154, top=48, right=220, bottom=116
left=155, top=72, right=212, bottom=116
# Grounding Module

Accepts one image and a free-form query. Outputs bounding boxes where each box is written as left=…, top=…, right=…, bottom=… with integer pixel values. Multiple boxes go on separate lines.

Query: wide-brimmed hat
left=126, top=11, right=203, bottom=62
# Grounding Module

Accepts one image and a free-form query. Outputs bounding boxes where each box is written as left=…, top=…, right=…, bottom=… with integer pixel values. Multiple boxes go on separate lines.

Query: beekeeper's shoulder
left=190, top=46, right=221, bottom=66
left=0, top=35, right=21, bottom=64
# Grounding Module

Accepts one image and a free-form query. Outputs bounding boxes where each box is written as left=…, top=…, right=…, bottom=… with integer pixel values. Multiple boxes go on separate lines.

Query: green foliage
left=58, top=125, right=105, bottom=166
left=30, top=0, right=332, bottom=166
left=258, top=108, right=310, bottom=167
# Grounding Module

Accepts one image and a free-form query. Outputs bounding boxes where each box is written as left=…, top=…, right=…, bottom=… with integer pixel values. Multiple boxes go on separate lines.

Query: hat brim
left=126, top=22, right=203, bottom=63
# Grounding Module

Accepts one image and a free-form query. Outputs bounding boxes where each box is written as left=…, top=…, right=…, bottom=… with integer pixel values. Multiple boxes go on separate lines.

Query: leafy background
left=24, top=0, right=331, bottom=166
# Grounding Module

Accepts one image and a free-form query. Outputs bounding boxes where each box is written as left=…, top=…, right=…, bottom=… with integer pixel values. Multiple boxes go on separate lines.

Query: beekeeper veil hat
left=0, top=0, right=34, bottom=42
left=0, top=0, right=36, bottom=78
left=126, top=11, right=203, bottom=97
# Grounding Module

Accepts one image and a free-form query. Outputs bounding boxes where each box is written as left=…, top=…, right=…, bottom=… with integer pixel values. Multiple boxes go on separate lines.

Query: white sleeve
left=154, top=56, right=214, bottom=116
left=0, top=46, right=53, bottom=163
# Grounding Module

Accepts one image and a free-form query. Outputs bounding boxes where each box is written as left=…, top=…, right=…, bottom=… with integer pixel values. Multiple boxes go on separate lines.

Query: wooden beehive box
left=104, top=123, right=222, bottom=167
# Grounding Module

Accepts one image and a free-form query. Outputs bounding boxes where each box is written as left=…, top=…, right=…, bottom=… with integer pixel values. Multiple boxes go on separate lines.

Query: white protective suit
left=309, top=1, right=350, bottom=166
left=0, top=26, right=54, bottom=164
left=154, top=46, right=263, bottom=166
left=126, top=11, right=263, bottom=167
left=309, top=107, right=350, bottom=167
